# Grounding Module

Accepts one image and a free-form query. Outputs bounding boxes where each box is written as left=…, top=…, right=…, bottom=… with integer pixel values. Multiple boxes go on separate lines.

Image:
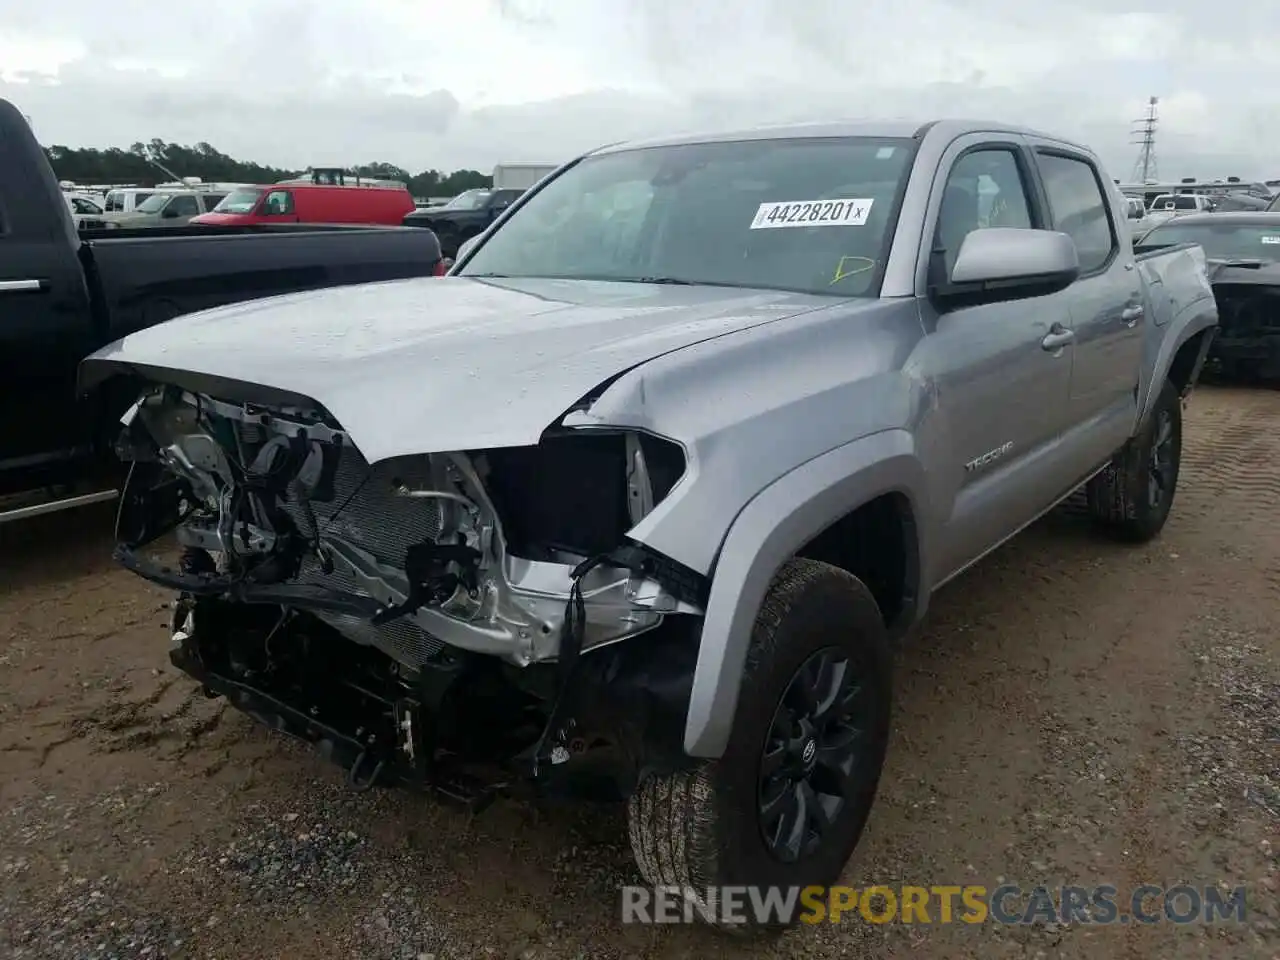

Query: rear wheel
left=627, top=559, right=892, bottom=933
left=1086, top=378, right=1182, bottom=542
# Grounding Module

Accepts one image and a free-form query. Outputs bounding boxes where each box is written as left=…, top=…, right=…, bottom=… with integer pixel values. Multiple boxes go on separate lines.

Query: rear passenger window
left=202, top=194, right=226, bottom=211
left=1036, top=153, right=1116, bottom=273
left=934, top=148, right=1034, bottom=276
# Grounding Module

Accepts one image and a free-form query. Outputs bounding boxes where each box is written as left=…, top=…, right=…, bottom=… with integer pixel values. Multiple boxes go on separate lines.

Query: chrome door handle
left=1041, top=324, right=1075, bottom=352
left=0, top=279, right=43, bottom=293
left=1121, top=304, right=1144, bottom=326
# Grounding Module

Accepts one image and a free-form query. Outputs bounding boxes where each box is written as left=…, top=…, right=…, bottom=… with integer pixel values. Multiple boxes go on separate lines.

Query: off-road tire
left=1086, top=378, right=1183, bottom=542
left=627, top=558, right=892, bottom=934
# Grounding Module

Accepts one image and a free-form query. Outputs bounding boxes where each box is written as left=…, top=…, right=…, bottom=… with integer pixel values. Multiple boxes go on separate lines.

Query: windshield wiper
left=610, top=276, right=760, bottom=289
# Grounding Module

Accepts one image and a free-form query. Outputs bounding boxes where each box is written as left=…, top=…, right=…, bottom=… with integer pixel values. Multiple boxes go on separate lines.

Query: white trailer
left=491, top=162, right=558, bottom=191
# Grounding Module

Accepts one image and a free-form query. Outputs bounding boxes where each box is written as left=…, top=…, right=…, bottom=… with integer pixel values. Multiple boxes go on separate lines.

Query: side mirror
left=943, top=228, right=1079, bottom=301
left=161, top=205, right=181, bottom=218
left=456, top=235, right=481, bottom=262
left=1128, top=206, right=1144, bottom=220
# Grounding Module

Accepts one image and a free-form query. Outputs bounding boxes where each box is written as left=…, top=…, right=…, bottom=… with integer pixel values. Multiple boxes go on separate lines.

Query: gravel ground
left=1, top=383, right=1277, bottom=960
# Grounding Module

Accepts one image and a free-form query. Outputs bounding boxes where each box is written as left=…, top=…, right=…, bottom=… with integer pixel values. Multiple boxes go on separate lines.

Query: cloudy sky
left=2, top=0, right=1277, bottom=180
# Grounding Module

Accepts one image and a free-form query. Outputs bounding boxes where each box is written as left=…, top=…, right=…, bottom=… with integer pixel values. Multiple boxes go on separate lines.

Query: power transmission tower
left=1130, top=96, right=1159, bottom=183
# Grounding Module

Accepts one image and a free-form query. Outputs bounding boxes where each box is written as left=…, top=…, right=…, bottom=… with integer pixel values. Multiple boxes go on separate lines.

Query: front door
left=0, top=225, right=96, bottom=491
left=257, top=188, right=299, bottom=223
left=914, top=138, right=1078, bottom=581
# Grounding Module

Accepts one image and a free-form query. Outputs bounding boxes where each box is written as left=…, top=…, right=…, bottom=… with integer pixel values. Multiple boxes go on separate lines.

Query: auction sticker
left=749, top=198, right=874, bottom=230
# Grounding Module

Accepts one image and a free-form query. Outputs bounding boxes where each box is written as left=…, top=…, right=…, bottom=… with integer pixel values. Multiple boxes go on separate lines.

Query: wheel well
left=794, top=492, right=918, bottom=631
left=1168, top=329, right=1210, bottom=396
left=88, top=372, right=147, bottom=449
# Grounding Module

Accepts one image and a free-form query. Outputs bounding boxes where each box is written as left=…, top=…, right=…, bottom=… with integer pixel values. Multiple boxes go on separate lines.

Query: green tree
left=44, top=139, right=491, bottom=195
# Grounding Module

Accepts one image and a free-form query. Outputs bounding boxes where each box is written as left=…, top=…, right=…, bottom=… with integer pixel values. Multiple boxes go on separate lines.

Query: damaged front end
left=1208, top=262, right=1280, bottom=379
left=113, top=384, right=706, bottom=806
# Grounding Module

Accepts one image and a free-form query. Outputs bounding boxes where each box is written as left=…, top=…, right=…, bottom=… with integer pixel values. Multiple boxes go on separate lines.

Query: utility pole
left=1130, top=96, right=1159, bottom=183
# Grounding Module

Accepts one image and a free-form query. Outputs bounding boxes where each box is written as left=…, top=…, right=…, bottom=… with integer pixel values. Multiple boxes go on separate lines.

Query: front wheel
left=627, top=558, right=892, bottom=933
left=1086, top=378, right=1183, bottom=542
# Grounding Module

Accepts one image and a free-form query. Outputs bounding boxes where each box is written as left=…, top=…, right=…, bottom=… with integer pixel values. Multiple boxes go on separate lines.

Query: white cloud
left=0, top=32, right=87, bottom=81
left=2, top=0, right=1278, bottom=179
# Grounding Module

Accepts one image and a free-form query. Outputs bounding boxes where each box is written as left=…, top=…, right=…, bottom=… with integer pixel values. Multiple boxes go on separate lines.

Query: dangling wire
left=530, top=553, right=610, bottom=777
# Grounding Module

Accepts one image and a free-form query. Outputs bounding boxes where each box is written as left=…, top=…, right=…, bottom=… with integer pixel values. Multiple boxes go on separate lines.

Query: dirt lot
left=1, top=383, right=1277, bottom=960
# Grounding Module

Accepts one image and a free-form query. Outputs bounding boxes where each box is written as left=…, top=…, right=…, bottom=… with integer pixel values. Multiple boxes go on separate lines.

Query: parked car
left=402, top=187, right=525, bottom=257
left=1209, top=194, right=1272, bottom=213
left=191, top=180, right=416, bottom=228
left=104, top=189, right=228, bottom=228
left=1137, top=212, right=1280, bottom=380
left=64, top=191, right=110, bottom=230
left=1143, top=192, right=1214, bottom=228
left=102, top=187, right=159, bottom=214
left=81, top=119, right=1217, bottom=932
left=0, top=97, right=447, bottom=522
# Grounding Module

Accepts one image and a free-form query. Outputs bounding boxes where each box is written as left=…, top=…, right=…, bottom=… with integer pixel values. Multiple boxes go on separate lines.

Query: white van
left=103, top=188, right=163, bottom=214
left=104, top=179, right=254, bottom=215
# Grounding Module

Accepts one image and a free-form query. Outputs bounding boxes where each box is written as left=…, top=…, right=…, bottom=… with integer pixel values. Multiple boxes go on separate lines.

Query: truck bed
left=0, top=94, right=448, bottom=513
left=81, top=225, right=444, bottom=341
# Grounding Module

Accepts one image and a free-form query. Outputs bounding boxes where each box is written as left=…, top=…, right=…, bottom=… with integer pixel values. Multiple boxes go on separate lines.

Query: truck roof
left=590, top=118, right=1095, bottom=158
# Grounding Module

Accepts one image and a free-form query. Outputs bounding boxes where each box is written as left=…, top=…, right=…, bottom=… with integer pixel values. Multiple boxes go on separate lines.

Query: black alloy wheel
left=758, top=646, right=869, bottom=864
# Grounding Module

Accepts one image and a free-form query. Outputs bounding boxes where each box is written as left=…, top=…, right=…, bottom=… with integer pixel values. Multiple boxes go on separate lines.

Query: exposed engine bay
left=111, top=383, right=707, bottom=805
left=1211, top=279, right=1280, bottom=378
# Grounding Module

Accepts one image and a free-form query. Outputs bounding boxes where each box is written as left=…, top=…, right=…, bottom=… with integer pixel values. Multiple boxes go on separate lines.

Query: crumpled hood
left=80, top=275, right=840, bottom=463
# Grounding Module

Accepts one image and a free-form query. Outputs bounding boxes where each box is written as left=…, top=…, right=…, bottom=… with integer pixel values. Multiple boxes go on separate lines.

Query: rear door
left=914, top=135, right=1078, bottom=579
left=488, top=189, right=522, bottom=218
left=1027, top=146, right=1143, bottom=456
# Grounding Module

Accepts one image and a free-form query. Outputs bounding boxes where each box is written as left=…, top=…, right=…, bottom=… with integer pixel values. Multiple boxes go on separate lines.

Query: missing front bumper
left=165, top=592, right=701, bottom=805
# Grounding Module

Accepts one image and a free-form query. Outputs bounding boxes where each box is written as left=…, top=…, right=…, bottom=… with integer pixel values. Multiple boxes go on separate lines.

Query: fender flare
left=683, top=429, right=927, bottom=758
left=1138, top=297, right=1217, bottom=428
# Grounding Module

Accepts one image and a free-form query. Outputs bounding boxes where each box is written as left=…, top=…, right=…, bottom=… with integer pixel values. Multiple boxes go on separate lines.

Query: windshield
left=457, top=136, right=916, bottom=296
left=445, top=189, right=492, bottom=210
left=135, top=193, right=173, bottom=214
left=213, top=188, right=265, bottom=214
left=1140, top=222, right=1280, bottom=260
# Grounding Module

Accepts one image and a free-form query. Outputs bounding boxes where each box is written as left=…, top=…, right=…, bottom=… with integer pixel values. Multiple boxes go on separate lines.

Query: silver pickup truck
left=80, top=119, right=1217, bottom=931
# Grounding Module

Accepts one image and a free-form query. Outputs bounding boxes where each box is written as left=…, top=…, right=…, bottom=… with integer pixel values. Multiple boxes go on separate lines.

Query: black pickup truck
left=402, top=187, right=524, bottom=257
left=0, top=98, right=445, bottom=521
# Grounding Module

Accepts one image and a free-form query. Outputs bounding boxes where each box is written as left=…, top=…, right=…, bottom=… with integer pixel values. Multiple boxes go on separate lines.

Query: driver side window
left=170, top=195, right=200, bottom=217
left=935, top=148, right=1034, bottom=277
left=262, top=190, right=294, bottom=215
